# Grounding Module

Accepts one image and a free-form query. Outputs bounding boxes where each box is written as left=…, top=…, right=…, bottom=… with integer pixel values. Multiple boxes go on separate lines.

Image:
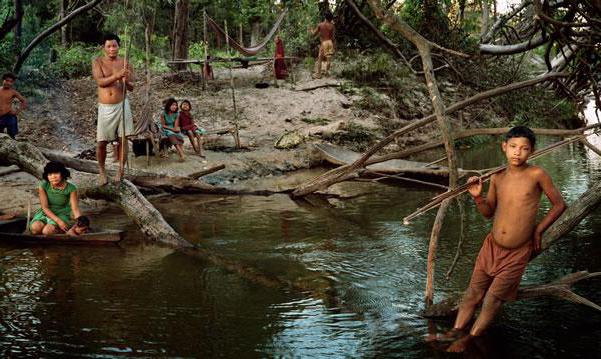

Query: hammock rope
left=206, top=10, right=287, bottom=56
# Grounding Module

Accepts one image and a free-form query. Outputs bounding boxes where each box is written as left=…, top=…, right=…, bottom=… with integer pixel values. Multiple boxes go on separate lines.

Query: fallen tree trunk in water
left=422, top=179, right=601, bottom=317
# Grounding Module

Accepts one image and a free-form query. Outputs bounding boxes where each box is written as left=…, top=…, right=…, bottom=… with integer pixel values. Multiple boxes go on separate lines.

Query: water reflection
left=0, top=139, right=600, bottom=357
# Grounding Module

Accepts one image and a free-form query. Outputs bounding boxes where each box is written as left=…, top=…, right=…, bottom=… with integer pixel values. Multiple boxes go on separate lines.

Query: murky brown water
left=1, top=137, right=600, bottom=357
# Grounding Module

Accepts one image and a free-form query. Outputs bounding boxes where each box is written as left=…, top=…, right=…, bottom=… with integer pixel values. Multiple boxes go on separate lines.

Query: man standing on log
left=441, top=126, right=566, bottom=352
left=92, top=33, right=134, bottom=185
left=310, top=11, right=335, bottom=79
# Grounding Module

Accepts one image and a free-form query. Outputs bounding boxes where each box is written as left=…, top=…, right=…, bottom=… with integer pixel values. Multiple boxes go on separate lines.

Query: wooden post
left=146, top=138, right=150, bottom=166
left=202, top=9, right=208, bottom=91
left=224, top=20, right=241, bottom=149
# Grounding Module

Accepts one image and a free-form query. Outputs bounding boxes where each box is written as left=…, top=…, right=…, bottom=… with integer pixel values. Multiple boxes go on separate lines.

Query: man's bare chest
left=99, top=60, right=123, bottom=76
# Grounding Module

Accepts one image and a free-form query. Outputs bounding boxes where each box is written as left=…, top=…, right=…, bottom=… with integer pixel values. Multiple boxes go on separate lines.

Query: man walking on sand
left=0, top=72, right=27, bottom=139
left=92, top=33, right=134, bottom=185
left=310, top=11, right=335, bottom=79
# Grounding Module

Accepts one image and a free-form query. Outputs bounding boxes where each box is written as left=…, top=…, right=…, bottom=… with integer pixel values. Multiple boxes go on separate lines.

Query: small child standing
left=178, top=100, right=206, bottom=157
left=30, top=162, right=84, bottom=235
left=442, top=126, right=567, bottom=352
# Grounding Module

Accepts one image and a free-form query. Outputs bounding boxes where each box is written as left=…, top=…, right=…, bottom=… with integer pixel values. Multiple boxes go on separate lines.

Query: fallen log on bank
left=38, top=147, right=284, bottom=196
left=422, top=178, right=601, bottom=317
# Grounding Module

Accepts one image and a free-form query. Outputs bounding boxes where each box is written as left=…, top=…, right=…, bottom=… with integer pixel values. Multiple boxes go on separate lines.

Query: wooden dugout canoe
left=0, top=218, right=124, bottom=244
left=313, top=142, right=463, bottom=177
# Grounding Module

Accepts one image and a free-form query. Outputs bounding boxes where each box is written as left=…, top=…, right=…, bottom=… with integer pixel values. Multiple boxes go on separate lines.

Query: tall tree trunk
left=480, top=0, right=490, bottom=40
left=13, top=0, right=23, bottom=56
left=172, top=0, right=190, bottom=70
left=60, top=0, right=68, bottom=47
left=250, top=18, right=261, bottom=46
left=144, top=9, right=155, bottom=100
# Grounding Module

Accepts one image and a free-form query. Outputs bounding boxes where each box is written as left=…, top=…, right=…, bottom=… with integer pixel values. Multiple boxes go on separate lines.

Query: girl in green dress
left=30, top=162, right=83, bottom=235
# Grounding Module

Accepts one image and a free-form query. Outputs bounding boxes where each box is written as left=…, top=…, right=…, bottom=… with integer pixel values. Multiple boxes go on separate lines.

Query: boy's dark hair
left=180, top=99, right=191, bottom=110
left=76, top=215, right=90, bottom=228
left=42, top=161, right=71, bottom=181
left=505, top=126, right=536, bottom=148
left=325, top=12, right=333, bottom=21
left=2, top=72, right=16, bottom=81
left=102, top=33, right=121, bottom=46
left=164, top=98, right=178, bottom=113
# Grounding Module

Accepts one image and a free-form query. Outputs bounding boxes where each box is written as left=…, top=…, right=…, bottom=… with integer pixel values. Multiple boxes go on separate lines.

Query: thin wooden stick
left=120, top=24, right=131, bottom=178
left=24, top=198, right=31, bottom=234
left=581, top=137, right=601, bottom=157
left=403, top=134, right=586, bottom=224
left=203, top=8, right=207, bottom=91
left=224, top=20, right=241, bottom=149
left=366, top=170, right=449, bottom=189
left=424, top=156, right=446, bottom=167
left=446, top=196, right=466, bottom=279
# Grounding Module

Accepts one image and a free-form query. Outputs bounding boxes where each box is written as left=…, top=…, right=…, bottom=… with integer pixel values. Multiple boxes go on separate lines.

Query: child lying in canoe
left=66, top=215, right=90, bottom=236
left=30, top=162, right=85, bottom=236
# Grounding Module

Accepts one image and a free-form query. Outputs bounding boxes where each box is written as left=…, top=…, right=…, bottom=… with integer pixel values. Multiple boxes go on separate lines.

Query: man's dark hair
left=42, top=161, right=71, bottom=182
left=505, top=126, right=536, bottom=148
left=164, top=97, right=178, bottom=113
left=102, top=33, right=121, bottom=46
left=325, top=12, right=333, bottom=21
left=2, top=72, right=16, bottom=81
left=76, top=215, right=90, bottom=228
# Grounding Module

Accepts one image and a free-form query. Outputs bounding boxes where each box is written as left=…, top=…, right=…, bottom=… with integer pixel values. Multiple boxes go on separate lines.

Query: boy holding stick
left=445, top=126, right=566, bottom=352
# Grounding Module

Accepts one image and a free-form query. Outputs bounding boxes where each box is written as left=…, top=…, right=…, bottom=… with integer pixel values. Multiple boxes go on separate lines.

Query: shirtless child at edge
left=443, top=126, right=567, bottom=352
left=92, top=33, right=134, bottom=185
left=0, top=72, right=27, bottom=139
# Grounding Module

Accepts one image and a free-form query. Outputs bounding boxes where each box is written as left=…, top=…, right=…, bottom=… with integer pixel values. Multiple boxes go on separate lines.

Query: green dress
left=31, top=180, right=77, bottom=228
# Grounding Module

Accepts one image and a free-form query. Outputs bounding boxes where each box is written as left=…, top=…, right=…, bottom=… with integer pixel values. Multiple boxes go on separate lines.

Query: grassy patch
left=301, top=117, right=330, bottom=125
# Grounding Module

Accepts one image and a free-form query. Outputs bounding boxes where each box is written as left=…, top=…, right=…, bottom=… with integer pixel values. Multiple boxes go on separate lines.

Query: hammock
left=206, top=10, right=287, bottom=56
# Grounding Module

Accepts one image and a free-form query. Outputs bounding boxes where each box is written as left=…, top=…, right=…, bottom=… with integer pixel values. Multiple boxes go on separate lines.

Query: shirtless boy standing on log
left=310, top=12, right=335, bottom=79
left=0, top=72, right=27, bottom=139
left=443, top=126, right=566, bottom=352
left=92, top=33, right=134, bottom=185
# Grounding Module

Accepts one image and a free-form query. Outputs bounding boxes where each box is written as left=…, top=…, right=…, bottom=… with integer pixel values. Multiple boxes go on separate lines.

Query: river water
left=1, top=137, right=600, bottom=358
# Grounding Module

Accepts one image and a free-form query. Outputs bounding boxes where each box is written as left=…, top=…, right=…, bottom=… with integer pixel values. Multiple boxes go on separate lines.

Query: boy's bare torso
left=491, top=166, right=542, bottom=248
left=318, top=21, right=334, bottom=42
left=94, top=57, right=126, bottom=105
left=0, top=88, right=18, bottom=116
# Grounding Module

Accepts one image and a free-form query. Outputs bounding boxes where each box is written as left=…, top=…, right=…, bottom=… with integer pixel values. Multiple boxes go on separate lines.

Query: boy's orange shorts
left=468, top=233, right=533, bottom=301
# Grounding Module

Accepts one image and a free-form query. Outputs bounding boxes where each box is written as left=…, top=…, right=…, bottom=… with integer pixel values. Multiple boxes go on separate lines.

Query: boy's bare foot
left=446, top=334, right=474, bottom=353
left=98, top=172, right=108, bottom=186
left=425, top=328, right=464, bottom=343
left=178, top=157, right=185, bottom=163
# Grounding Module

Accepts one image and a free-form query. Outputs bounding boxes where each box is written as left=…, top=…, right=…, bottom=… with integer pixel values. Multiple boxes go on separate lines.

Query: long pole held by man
left=92, top=33, right=135, bottom=185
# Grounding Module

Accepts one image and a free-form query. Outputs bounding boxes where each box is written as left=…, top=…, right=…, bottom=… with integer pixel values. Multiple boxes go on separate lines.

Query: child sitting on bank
left=178, top=100, right=206, bottom=157
left=159, top=98, right=186, bottom=162
left=30, top=162, right=85, bottom=235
